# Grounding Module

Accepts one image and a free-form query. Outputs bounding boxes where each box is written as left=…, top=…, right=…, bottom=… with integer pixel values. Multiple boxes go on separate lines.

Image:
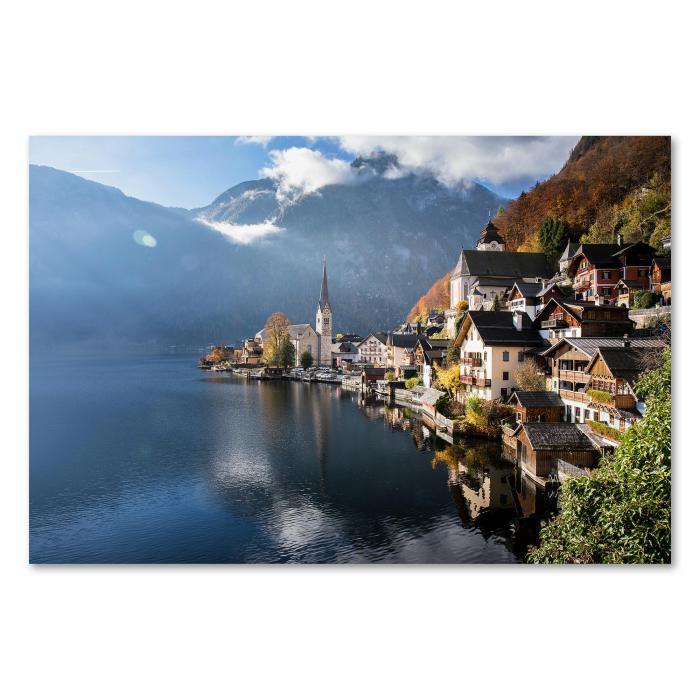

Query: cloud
left=260, top=147, right=360, bottom=203
left=235, top=136, right=273, bottom=147
left=336, top=135, right=579, bottom=187
left=197, top=216, right=284, bottom=244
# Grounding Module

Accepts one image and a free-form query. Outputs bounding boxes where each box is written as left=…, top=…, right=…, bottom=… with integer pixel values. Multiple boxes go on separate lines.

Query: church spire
left=318, top=256, right=331, bottom=312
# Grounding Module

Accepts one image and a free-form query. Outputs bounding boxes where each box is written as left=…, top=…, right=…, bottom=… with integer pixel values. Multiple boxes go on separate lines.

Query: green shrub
left=586, top=388, right=612, bottom=403
left=404, top=377, right=421, bottom=389
left=384, top=371, right=395, bottom=381
left=587, top=419, right=623, bottom=441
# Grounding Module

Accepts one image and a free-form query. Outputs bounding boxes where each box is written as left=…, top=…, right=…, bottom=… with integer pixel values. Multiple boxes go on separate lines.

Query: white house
left=454, top=310, right=545, bottom=401
left=356, top=332, right=389, bottom=367
left=256, top=323, right=319, bottom=366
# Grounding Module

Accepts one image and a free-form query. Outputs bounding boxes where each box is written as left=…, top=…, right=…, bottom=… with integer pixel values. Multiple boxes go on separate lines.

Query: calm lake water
left=30, top=355, right=555, bottom=563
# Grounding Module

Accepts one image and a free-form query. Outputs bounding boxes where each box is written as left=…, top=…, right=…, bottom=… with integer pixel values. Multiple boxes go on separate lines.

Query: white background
left=0, top=2, right=698, bottom=698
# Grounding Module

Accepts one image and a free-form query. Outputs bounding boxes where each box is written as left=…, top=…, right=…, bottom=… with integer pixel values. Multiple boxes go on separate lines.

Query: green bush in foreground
left=529, top=350, right=671, bottom=564
left=404, top=377, right=421, bottom=389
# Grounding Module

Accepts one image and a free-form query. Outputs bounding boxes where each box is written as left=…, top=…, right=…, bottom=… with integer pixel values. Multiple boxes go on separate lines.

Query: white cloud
left=197, top=216, right=284, bottom=244
left=235, top=135, right=273, bottom=146
left=336, top=135, right=579, bottom=187
left=260, top=147, right=360, bottom=203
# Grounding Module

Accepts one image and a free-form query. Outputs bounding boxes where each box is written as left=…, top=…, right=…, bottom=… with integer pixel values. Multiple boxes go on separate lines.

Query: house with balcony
left=506, top=279, right=569, bottom=320
left=541, top=336, right=666, bottom=427
left=356, top=332, right=389, bottom=367
left=385, top=333, right=419, bottom=373
left=533, top=298, right=635, bottom=341
left=455, top=310, right=544, bottom=401
left=651, top=256, right=671, bottom=305
left=567, top=239, right=656, bottom=304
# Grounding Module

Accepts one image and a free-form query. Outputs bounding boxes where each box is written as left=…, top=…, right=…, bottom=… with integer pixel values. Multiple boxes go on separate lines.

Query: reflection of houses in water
left=308, top=384, right=333, bottom=495
left=383, top=405, right=413, bottom=433
left=457, top=462, right=515, bottom=522
left=511, top=467, right=558, bottom=518
left=353, top=394, right=385, bottom=421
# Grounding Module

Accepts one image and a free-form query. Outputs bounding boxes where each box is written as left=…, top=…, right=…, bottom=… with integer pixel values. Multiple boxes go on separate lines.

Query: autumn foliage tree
left=513, top=358, right=546, bottom=392
left=262, top=312, right=295, bottom=368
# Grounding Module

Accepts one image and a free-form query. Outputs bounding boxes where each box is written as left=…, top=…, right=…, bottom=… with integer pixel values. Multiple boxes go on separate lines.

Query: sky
left=29, top=135, right=581, bottom=209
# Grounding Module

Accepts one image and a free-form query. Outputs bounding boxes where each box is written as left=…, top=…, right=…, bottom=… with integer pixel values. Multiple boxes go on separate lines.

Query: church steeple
left=316, top=257, right=333, bottom=366
left=318, top=256, right=331, bottom=312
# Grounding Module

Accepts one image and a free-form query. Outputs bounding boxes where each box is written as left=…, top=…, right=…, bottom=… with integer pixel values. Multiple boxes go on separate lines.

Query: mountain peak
left=350, top=151, right=400, bottom=175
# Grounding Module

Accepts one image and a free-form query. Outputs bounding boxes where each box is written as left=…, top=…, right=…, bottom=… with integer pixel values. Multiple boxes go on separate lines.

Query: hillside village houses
left=219, top=215, right=669, bottom=478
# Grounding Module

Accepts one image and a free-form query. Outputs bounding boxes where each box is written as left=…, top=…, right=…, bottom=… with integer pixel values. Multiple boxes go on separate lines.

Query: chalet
left=584, top=345, right=651, bottom=433
left=513, top=422, right=600, bottom=479
left=568, top=239, right=656, bottom=304
left=356, top=332, right=389, bottom=367
left=506, top=281, right=542, bottom=320
left=508, top=391, right=565, bottom=424
left=360, top=366, right=386, bottom=391
left=533, top=298, right=635, bottom=341
left=540, top=336, right=666, bottom=426
left=651, top=256, right=672, bottom=305
left=455, top=310, right=544, bottom=401
left=386, top=333, right=419, bottom=372
left=613, top=279, right=645, bottom=308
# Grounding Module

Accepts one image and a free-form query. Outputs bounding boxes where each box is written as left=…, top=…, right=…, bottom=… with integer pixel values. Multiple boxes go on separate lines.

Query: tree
left=263, top=312, right=295, bottom=368
left=528, top=350, right=671, bottom=564
left=455, top=300, right=468, bottom=312
left=632, top=290, right=656, bottom=309
left=384, top=371, right=396, bottom=381
left=491, top=294, right=501, bottom=311
left=446, top=342, right=460, bottom=366
left=513, top=358, right=546, bottom=391
left=434, top=364, right=461, bottom=398
left=300, top=350, right=314, bottom=370
left=538, top=217, right=569, bottom=259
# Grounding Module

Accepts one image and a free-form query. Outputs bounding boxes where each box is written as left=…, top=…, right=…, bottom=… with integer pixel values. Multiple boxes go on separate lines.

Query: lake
left=29, top=355, right=554, bottom=563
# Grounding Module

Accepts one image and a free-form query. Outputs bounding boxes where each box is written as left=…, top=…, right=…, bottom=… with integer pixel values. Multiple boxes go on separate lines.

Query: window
left=500, top=388, right=508, bottom=398
left=502, top=351, right=509, bottom=361
left=517, top=351, right=524, bottom=362
left=601, top=270, right=611, bottom=279
left=601, top=288, right=611, bottom=296
left=503, top=371, right=509, bottom=380
left=483, top=351, right=487, bottom=361
left=638, top=268, right=649, bottom=277
left=516, top=411, right=522, bottom=422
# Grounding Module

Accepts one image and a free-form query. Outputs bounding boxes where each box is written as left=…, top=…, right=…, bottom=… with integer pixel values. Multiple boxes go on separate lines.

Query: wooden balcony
left=460, top=375, right=491, bottom=387
left=557, top=369, right=589, bottom=383
left=586, top=391, right=637, bottom=410
left=462, top=357, right=482, bottom=367
left=541, top=318, right=567, bottom=329
left=560, top=389, right=591, bottom=405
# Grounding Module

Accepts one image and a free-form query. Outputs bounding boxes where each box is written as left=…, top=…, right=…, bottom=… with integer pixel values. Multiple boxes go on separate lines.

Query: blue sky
left=29, top=135, right=579, bottom=209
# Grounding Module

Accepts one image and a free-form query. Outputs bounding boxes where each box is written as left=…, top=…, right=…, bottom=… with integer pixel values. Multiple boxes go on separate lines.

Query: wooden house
left=541, top=336, right=665, bottom=425
left=508, top=391, right=565, bottom=423
left=614, top=279, right=645, bottom=308
left=651, top=256, right=671, bottom=305
left=583, top=345, right=648, bottom=432
left=567, top=239, right=655, bottom=303
left=533, top=298, right=635, bottom=341
left=513, top=422, right=599, bottom=479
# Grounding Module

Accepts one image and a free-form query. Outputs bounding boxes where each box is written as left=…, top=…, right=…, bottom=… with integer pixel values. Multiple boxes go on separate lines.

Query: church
left=445, top=220, right=551, bottom=337
left=255, top=258, right=333, bottom=367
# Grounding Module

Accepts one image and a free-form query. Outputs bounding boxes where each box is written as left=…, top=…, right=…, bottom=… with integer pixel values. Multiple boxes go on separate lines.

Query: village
left=200, top=219, right=671, bottom=490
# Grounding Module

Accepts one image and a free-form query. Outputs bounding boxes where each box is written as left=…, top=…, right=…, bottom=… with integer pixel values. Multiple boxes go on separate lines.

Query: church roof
left=559, top=238, right=576, bottom=262
left=318, top=257, right=331, bottom=312
left=478, top=220, right=505, bottom=244
left=453, top=250, right=550, bottom=280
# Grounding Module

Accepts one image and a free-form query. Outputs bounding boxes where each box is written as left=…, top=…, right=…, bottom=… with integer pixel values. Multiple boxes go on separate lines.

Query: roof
left=459, top=310, right=544, bottom=348
left=586, top=346, right=650, bottom=382
left=359, top=331, right=388, bottom=346
left=388, top=333, right=419, bottom=348
left=515, top=423, right=597, bottom=451
left=509, top=280, right=544, bottom=299
left=571, top=243, right=620, bottom=267
left=426, top=338, right=449, bottom=349
left=615, top=278, right=645, bottom=290
left=509, top=391, right=564, bottom=408
left=420, top=387, right=446, bottom=406
left=318, top=258, right=331, bottom=311
left=334, top=342, right=358, bottom=353
left=536, top=280, right=567, bottom=298
left=559, top=239, right=576, bottom=262
left=256, top=323, right=316, bottom=340
left=455, top=250, right=551, bottom=280
left=534, top=298, right=633, bottom=326
left=541, top=336, right=666, bottom=358
left=474, top=276, right=524, bottom=287
left=478, top=220, right=505, bottom=244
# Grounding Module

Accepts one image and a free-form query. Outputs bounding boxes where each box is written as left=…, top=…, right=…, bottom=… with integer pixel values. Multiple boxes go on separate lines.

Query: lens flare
left=133, top=230, right=157, bottom=247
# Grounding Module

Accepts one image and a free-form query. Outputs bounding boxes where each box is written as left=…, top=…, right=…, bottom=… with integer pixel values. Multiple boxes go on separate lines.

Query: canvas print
left=29, top=136, right=671, bottom=564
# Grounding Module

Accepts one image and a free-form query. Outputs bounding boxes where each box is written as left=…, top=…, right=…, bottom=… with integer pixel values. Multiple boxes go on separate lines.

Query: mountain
left=407, top=136, right=671, bottom=321
left=30, top=162, right=506, bottom=350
